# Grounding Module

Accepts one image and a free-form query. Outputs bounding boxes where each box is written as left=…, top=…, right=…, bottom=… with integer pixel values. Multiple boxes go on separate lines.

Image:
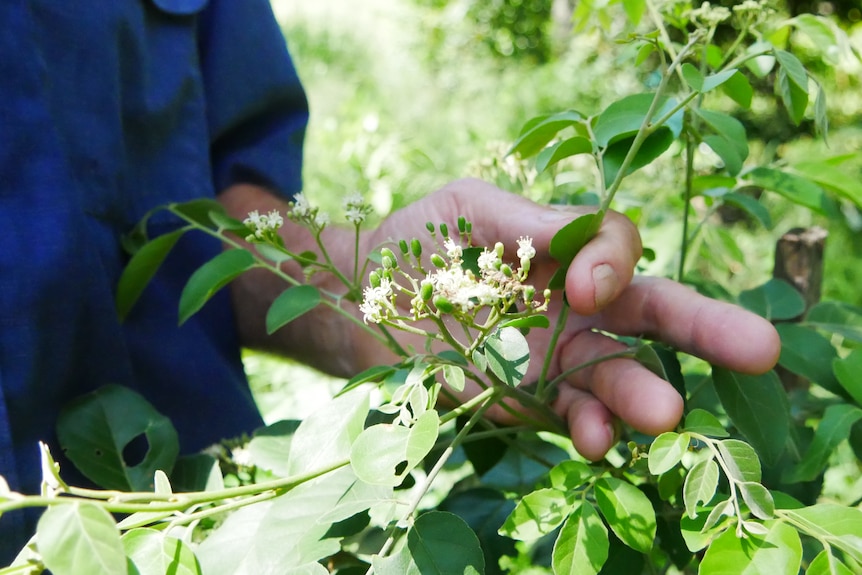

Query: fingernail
left=592, top=264, right=619, bottom=309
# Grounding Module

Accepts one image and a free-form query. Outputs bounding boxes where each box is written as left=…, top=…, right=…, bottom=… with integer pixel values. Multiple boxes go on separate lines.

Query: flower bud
left=411, top=238, right=422, bottom=258
left=369, top=270, right=381, bottom=288
left=439, top=223, right=449, bottom=238
left=457, top=216, right=467, bottom=234
left=420, top=279, right=434, bottom=301
left=500, top=264, right=513, bottom=278
left=524, top=285, right=535, bottom=301
left=398, top=239, right=409, bottom=254
left=425, top=221, right=435, bottom=233
left=433, top=295, right=454, bottom=314
left=494, top=242, right=504, bottom=258
left=430, top=253, right=446, bottom=268
left=382, top=256, right=395, bottom=269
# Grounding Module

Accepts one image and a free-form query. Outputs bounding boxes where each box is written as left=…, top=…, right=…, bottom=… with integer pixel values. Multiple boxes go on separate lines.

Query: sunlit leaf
left=683, top=409, right=729, bottom=438
left=37, top=503, right=127, bottom=575
left=721, top=71, right=754, bottom=108
left=806, top=550, right=855, bottom=575
left=648, top=432, right=690, bottom=476
left=265, top=285, right=321, bottom=334
left=178, top=249, right=256, bottom=324
left=57, top=385, right=179, bottom=491
left=116, top=230, right=184, bottom=321
left=780, top=505, right=862, bottom=564
left=548, top=460, right=593, bottom=492
left=442, top=364, right=466, bottom=393
left=593, top=94, right=682, bottom=146
left=784, top=404, right=862, bottom=483
left=794, top=161, right=862, bottom=209
left=699, top=520, right=801, bottom=575
left=552, top=501, right=609, bottom=575
left=683, top=459, right=719, bottom=519
left=834, top=350, right=862, bottom=406
left=123, top=529, right=201, bottom=575
left=499, top=488, right=573, bottom=541
left=716, top=439, right=761, bottom=483
left=748, top=167, right=825, bottom=212
left=738, top=279, right=806, bottom=321
left=535, top=136, right=593, bottom=173
left=350, top=410, right=439, bottom=486
left=738, top=482, right=774, bottom=520
left=712, top=368, right=790, bottom=467
left=594, top=477, right=656, bottom=553
left=484, top=327, right=530, bottom=387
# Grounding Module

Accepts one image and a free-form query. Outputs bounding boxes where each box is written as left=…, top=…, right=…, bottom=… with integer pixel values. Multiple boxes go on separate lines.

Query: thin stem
left=678, top=127, right=695, bottom=282
left=536, top=304, right=571, bottom=400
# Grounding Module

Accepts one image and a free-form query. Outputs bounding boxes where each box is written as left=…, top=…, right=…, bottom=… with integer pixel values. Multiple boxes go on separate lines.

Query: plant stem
left=678, top=127, right=695, bottom=282
left=536, top=303, right=570, bottom=400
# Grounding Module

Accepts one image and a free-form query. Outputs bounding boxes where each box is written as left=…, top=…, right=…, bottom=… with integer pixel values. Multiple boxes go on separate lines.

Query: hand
left=368, top=178, right=781, bottom=460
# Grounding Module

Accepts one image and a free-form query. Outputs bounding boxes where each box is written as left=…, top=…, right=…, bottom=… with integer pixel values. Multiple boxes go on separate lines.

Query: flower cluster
left=343, top=192, right=373, bottom=226
left=243, top=209, right=284, bottom=243
left=689, top=1, right=731, bottom=27
left=359, top=224, right=549, bottom=326
left=287, top=193, right=330, bottom=231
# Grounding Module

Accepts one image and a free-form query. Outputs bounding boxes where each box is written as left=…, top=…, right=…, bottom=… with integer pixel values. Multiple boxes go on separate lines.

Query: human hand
left=366, top=178, right=781, bottom=460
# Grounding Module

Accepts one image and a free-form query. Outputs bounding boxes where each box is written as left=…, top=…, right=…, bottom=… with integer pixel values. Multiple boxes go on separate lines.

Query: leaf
left=738, top=482, right=775, bottom=520
left=814, top=85, right=829, bottom=143
left=602, top=128, right=676, bottom=184
left=509, top=110, right=583, bottom=158
left=681, top=63, right=704, bottom=91
left=683, top=409, right=729, bottom=438
left=116, top=230, right=185, bottom=321
left=784, top=404, right=862, bottom=483
left=721, top=71, right=754, bottom=108
left=265, top=285, right=321, bottom=334
left=548, top=460, right=593, bottom=492
left=484, top=327, right=530, bottom=387
left=621, top=0, right=645, bottom=25
left=698, top=520, right=802, bottom=575
left=169, top=198, right=227, bottom=228
left=405, top=511, right=485, bottom=575
left=804, top=300, right=862, bottom=343
left=593, top=94, right=682, bottom=147
left=694, top=109, right=749, bottom=175
left=37, top=503, right=127, bottom=575
left=716, top=439, right=761, bottom=483
left=593, top=477, right=656, bottom=553
left=57, top=385, right=179, bottom=491
left=776, top=324, right=843, bottom=395
left=834, top=350, right=862, bottom=406
left=748, top=166, right=825, bottom=212
left=738, top=278, right=806, bottom=321
left=722, top=192, right=773, bottom=229
left=648, top=432, right=691, bottom=475
left=551, top=501, right=609, bottom=575
left=350, top=410, right=439, bottom=486
left=122, top=529, right=201, bottom=575
left=780, top=505, right=862, bottom=564
left=806, top=550, right=855, bottom=575
left=683, top=459, right=719, bottom=519
left=442, top=364, right=466, bottom=393
left=499, top=488, right=574, bottom=541
left=535, top=136, right=593, bottom=173
left=712, top=368, right=790, bottom=467
left=788, top=14, right=838, bottom=51
left=794, top=161, right=862, bottom=209
left=438, top=488, right=516, bottom=574
left=178, top=249, right=256, bottom=324
left=338, top=365, right=398, bottom=396
left=547, top=212, right=602, bottom=290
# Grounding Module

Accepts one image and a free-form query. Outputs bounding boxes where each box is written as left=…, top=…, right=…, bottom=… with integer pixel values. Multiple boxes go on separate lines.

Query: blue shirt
left=0, top=0, right=308, bottom=556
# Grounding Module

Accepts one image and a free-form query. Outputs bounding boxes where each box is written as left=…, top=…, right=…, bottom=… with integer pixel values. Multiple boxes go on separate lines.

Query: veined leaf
left=548, top=460, right=593, bottom=492
left=535, top=136, right=593, bottom=173
left=178, top=249, right=256, bottom=324
left=683, top=458, right=719, bottom=519
left=699, top=520, right=802, bottom=575
left=712, top=368, right=790, bottom=467
left=594, top=477, right=656, bottom=553
left=484, top=327, right=530, bottom=387
left=739, top=482, right=775, bottom=520
left=552, top=501, right=609, bottom=575
left=648, top=432, right=691, bottom=476
left=265, top=285, right=321, bottom=334
left=404, top=512, right=485, bottom=575
left=509, top=110, right=583, bottom=158
left=499, top=488, right=573, bottom=541
left=123, top=529, right=201, bottom=575
left=738, top=278, right=806, bottom=321
left=748, top=167, right=826, bottom=212
left=781, top=505, right=862, bottom=564
left=716, top=439, right=761, bottom=483
left=350, top=410, right=439, bottom=486
left=37, top=503, right=127, bottom=575
left=683, top=409, right=729, bottom=438
left=806, top=550, right=855, bottom=575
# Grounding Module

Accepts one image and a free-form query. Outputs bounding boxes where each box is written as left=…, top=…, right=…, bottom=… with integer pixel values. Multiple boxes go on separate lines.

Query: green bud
left=433, top=295, right=455, bottom=314
left=425, top=221, right=435, bottom=233
left=430, top=253, right=446, bottom=268
left=439, top=223, right=449, bottom=238
left=500, top=264, right=513, bottom=277
left=369, top=270, right=381, bottom=288
left=457, top=216, right=467, bottom=234
left=494, top=242, right=504, bottom=257
left=524, top=285, right=535, bottom=301
left=382, top=256, right=395, bottom=269
left=411, top=238, right=422, bottom=258
left=398, top=239, right=409, bottom=254
left=465, top=221, right=472, bottom=234
left=420, top=280, right=434, bottom=301
left=380, top=247, right=396, bottom=262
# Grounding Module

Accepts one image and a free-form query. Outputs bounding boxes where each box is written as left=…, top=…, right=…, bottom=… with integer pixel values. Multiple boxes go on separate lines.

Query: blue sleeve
left=199, top=0, right=309, bottom=199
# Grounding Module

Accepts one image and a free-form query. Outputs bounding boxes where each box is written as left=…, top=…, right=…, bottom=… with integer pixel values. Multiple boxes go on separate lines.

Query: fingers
left=593, top=276, right=781, bottom=374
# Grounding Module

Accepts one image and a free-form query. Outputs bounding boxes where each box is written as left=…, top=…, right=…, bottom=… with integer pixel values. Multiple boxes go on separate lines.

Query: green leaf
left=681, top=63, right=705, bottom=91
left=350, top=410, right=439, bottom=486
left=721, top=71, right=754, bottom=108
left=116, top=230, right=184, bottom=321
left=57, top=385, right=179, bottom=491
left=776, top=324, right=842, bottom=395
left=438, top=489, right=516, bottom=573
left=806, top=550, right=855, bottom=575
left=547, top=212, right=602, bottom=289
left=37, top=503, right=127, bottom=575
left=442, top=364, right=466, bottom=393
left=784, top=404, right=862, bottom=483
left=380, top=511, right=484, bottom=575
left=178, top=249, right=256, bottom=324
left=602, top=128, right=675, bottom=184
left=722, top=192, right=773, bottom=229
left=245, top=420, right=300, bottom=478
left=265, top=285, right=321, bottom=334
left=699, top=520, right=802, bottom=575
left=804, top=300, right=862, bottom=343
left=339, top=365, right=398, bottom=396
left=535, top=136, right=593, bottom=173
left=648, top=432, right=690, bottom=475
left=702, top=69, right=740, bottom=93
left=621, top=0, right=646, bottom=25
left=738, top=278, right=806, bottom=321
left=169, top=198, right=227, bottom=228
left=593, top=94, right=682, bottom=147
left=712, top=368, right=790, bottom=467
left=123, top=529, right=201, bottom=575
left=716, top=439, right=761, bottom=483
left=499, top=488, right=574, bottom=541
left=814, top=85, right=829, bottom=143
left=748, top=166, right=825, bottom=212
left=551, top=501, right=609, bottom=575
left=794, top=161, right=862, bottom=208
left=484, top=327, right=530, bottom=387
left=548, top=460, right=593, bottom=492
left=695, top=109, right=749, bottom=175
left=594, top=477, right=656, bottom=553
left=788, top=14, right=838, bottom=51
left=509, top=110, right=583, bottom=158
left=834, top=350, right=862, bottom=406
left=780, top=504, right=862, bottom=564
left=683, top=409, right=729, bottom=437
left=683, top=459, right=719, bottom=519
left=738, top=482, right=774, bottom=519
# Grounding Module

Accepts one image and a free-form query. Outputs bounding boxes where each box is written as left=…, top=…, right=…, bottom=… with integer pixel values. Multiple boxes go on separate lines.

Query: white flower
left=243, top=209, right=284, bottom=241
left=314, top=211, right=330, bottom=228
left=359, top=278, right=395, bottom=323
left=443, top=238, right=462, bottom=261
left=231, top=446, right=254, bottom=467
left=516, top=236, right=536, bottom=260
left=291, top=193, right=312, bottom=218
left=343, top=191, right=371, bottom=225
left=477, top=249, right=499, bottom=272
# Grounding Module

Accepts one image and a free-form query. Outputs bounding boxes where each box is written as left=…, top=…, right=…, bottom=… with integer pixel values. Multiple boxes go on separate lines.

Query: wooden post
left=773, top=226, right=828, bottom=389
